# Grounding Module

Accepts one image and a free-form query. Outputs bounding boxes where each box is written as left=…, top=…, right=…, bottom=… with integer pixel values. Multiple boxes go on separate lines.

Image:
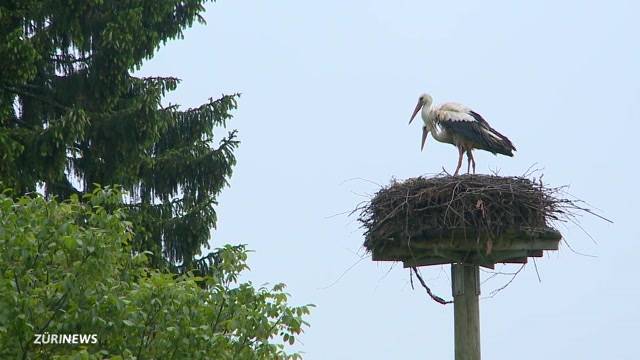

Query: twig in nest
left=562, top=238, right=597, bottom=258
left=410, top=267, right=453, bottom=305
left=486, top=264, right=526, bottom=298
left=532, top=257, right=542, bottom=283
left=522, top=163, right=542, bottom=178
left=318, top=254, right=368, bottom=290
left=339, top=177, right=383, bottom=187
left=410, top=267, right=414, bottom=289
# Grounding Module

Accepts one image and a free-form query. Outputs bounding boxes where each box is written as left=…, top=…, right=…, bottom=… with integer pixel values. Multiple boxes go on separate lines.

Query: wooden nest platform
left=359, top=174, right=568, bottom=269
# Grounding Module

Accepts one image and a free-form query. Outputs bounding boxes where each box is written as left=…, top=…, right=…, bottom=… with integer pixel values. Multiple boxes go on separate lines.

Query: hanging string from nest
left=410, top=267, right=453, bottom=305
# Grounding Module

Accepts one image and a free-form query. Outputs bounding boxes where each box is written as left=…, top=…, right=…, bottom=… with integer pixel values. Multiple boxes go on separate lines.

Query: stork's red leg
left=467, top=150, right=476, bottom=174
left=471, top=153, right=476, bottom=174
left=454, top=146, right=464, bottom=176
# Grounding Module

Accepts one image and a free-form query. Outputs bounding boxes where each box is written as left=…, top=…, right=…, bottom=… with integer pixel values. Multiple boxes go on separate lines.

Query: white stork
left=409, top=93, right=516, bottom=176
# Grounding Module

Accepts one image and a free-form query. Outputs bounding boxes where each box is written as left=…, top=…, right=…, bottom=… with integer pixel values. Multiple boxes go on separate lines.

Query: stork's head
left=409, top=93, right=433, bottom=124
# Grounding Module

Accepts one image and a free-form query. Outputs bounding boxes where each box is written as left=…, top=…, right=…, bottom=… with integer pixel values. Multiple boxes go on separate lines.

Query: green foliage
left=0, top=190, right=312, bottom=359
left=0, top=0, right=239, bottom=270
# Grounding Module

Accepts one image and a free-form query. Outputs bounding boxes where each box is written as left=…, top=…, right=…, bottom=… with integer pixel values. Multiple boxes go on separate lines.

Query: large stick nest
left=358, top=174, right=585, bottom=259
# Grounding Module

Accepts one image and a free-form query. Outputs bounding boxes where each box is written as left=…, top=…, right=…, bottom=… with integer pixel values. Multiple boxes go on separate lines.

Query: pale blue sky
left=139, top=1, right=639, bottom=358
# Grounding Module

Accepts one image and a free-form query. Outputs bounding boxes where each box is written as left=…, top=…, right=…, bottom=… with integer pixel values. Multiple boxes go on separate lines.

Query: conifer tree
left=0, top=0, right=238, bottom=271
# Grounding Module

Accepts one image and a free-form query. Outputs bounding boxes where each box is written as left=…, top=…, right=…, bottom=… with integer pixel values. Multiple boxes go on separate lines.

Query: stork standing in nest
left=409, top=93, right=516, bottom=176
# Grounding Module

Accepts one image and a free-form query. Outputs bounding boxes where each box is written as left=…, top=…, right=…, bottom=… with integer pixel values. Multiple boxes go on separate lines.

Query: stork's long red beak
left=421, top=126, right=429, bottom=151
left=409, top=100, right=422, bottom=124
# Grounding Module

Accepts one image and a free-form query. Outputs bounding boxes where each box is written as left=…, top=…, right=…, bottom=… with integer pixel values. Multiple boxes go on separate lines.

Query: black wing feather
left=468, top=110, right=516, bottom=152
left=439, top=117, right=515, bottom=156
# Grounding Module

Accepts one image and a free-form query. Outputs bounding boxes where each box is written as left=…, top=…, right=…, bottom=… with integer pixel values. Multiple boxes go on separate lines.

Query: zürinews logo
left=33, top=333, right=98, bottom=345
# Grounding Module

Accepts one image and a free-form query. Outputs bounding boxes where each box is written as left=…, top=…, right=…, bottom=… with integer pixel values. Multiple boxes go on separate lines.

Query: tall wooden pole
left=452, top=264, right=481, bottom=360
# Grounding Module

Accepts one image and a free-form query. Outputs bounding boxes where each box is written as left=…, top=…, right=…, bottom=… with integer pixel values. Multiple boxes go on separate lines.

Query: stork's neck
left=423, top=105, right=450, bottom=142
left=421, top=101, right=433, bottom=127
left=429, top=122, right=449, bottom=142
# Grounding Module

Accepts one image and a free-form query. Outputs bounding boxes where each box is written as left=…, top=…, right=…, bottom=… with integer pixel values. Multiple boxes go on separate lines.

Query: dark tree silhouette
left=0, top=0, right=239, bottom=272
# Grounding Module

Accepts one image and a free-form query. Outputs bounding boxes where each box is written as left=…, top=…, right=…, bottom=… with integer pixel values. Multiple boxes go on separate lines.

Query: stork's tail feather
left=488, top=136, right=516, bottom=157
left=481, top=125, right=516, bottom=157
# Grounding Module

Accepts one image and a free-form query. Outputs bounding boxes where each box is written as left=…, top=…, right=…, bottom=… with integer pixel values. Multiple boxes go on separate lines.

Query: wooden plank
left=371, top=251, right=403, bottom=261
left=413, top=227, right=562, bottom=242
left=373, top=240, right=556, bottom=266
left=452, top=264, right=481, bottom=360
left=389, top=248, right=549, bottom=266
left=489, top=250, right=529, bottom=262
left=480, top=263, right=495, bottom=270
left=370, top=227, right=561, bottom=252
left=369, top=236, right=559, bottom=261
left=403, top=257, right=495, bottom=269
left=402, top=257, right=450, bottom=267
left=400, top=237, right=559, bottom=252
left=500, top=257, right=528, bottom=264
left=527, top=250, right=544, bottom=257
left=401, top=250, right=485, bottom=267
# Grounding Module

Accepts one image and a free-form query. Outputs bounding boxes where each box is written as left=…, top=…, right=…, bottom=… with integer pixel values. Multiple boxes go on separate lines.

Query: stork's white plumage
left=409, top=93, right=516, bottom=175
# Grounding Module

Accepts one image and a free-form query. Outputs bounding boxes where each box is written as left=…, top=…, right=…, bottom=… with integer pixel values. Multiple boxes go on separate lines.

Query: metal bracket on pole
left=452, top=264, right=480, bottom=296
left=452, top=263, right=464, bottom=296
